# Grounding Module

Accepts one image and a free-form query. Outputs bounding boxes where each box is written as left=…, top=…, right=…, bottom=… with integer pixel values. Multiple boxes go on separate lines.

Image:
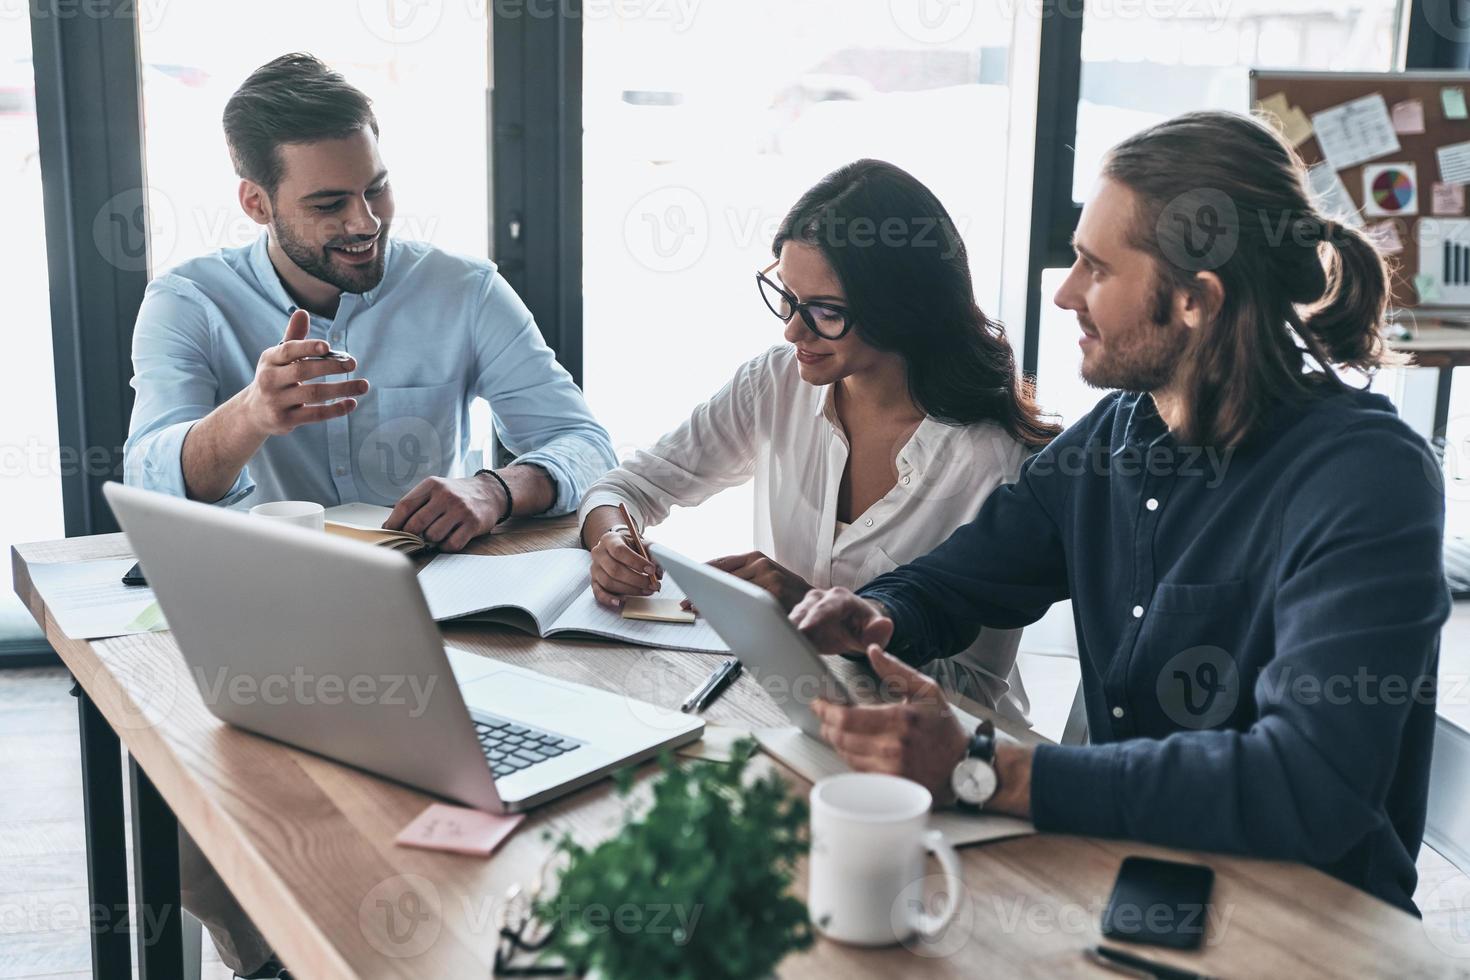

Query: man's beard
left=1079, top=318, right=1186, bottom=393
left=275, top=217, right=390, bottom=294
left=1080, top=275, right=1188, bottom=392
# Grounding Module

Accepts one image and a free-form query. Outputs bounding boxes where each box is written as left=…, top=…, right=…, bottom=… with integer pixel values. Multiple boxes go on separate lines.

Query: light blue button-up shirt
left=124, top=233, right=615, bottom=514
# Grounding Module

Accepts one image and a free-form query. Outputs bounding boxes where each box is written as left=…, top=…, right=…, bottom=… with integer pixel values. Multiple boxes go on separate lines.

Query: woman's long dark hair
left=773, top=159, right=1058, bottom=448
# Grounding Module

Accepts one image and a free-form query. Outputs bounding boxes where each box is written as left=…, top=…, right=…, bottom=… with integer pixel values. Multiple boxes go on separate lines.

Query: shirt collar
left=816, top=383, right=944, bottom=477
left=1119, top=392, right=1173, bottom=451
left=246, top=231, right=390, bottom=314
left=248, top=233, right=297, bottom=315
left=814, top=384, right=836, bottom=420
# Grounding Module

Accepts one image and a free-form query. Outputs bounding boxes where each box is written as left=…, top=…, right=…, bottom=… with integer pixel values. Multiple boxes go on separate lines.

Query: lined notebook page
left=552, top=580, right=729, bottom=654
left=417, top=550, right=590, bottom=626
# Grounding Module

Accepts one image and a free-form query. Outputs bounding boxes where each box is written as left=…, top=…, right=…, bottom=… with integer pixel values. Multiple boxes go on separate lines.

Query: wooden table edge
left=10, top=533, right=1457, bottom=979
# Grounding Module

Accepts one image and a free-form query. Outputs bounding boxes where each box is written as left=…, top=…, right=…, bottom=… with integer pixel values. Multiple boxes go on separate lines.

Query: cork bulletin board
left=1250, top=69, right=1470, bottom=316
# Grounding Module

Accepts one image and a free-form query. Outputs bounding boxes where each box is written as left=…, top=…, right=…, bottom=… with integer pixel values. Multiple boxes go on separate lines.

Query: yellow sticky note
left=1279, top=107, right=1314, bottom=147
left=1444, top=87, right=1469, bottom=121
left=1257, top=92, right=1291, bottom=122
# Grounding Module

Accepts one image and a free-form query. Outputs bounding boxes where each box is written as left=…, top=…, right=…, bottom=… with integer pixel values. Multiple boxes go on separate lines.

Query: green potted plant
left=534, top=738, right=814, bottom=980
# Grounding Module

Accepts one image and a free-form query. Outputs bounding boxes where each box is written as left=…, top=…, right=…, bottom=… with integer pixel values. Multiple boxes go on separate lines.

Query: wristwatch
left=950, top=720, right=999, bottom=809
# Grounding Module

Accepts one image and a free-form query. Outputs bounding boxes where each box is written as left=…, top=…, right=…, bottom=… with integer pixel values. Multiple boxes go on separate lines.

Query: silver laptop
left=103, top=482, right=702, bottom=813
left=649, top=542, right=852, bottom=739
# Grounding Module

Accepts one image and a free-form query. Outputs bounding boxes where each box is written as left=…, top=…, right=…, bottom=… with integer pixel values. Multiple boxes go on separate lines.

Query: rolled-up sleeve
left=577, top=353, right=764, bottom=534
left=472, top=272, right=615, bottom=516
left=123, top=280, right=254, bottom=505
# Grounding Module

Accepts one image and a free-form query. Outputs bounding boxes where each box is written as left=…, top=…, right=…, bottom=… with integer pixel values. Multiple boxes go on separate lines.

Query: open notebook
left=322, top=503, right=429, bottom=554
left=416, top=550, right=729, bottom=654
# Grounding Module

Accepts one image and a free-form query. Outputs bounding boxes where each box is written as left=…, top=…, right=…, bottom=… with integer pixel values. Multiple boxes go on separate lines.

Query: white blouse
left=578, top=344, right=1032, bottom=720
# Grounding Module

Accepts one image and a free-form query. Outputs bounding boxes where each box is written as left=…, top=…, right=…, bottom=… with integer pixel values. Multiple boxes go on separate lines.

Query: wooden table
left=13, top=522, right=1465, bottom=980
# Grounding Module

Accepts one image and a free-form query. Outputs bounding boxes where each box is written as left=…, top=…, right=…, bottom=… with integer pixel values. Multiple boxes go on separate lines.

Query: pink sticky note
left=395, top=803, right=524, bottom=857
left=1434, top=181, right=1466, bottom=216
left=1392, top=98, right=1426, bottom=135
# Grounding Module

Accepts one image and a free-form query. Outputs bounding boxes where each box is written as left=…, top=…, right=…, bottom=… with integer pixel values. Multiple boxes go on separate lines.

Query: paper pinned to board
left=1256, top=92, right=1312, bottom=148
left=1392, top=98, right=1427, bottom=134
left=1310, top=93, right=1400, bottom=171
left=1361, top=162, right=1418, bottom=217
left=1435, top=181, right=1467, bottom=216
left=752, top=726, right=1036, bottom=848
left=1306, top=162, right=1365, bottom=229
left=1415, top=273, right=1442, bottom=303
left=1445, top=87, right=1470, bottom=121
left=1438, top=140, right=1470, bottom=186
left=1365, top=221, right=1406, bottom=255
left=1256, top=92, right=1291, bottom=121
left=1277, top=107, right=1314, bottom=148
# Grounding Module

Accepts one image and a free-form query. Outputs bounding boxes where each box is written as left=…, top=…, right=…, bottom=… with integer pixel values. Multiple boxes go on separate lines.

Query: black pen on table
left=680, top=658, right=742, bottom=714
left=1083, top=945, right=1217, bottom=980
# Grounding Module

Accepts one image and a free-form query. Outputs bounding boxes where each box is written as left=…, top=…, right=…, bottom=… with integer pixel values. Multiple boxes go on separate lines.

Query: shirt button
left=330, top=334, right=342, bottom=345
left=864, top=518, right=874, bottom=528
left=1112, top=706, right=1125, bottom=719
left=1132, top=605, right=1144, bottom=618
left=902, top=476, right=911, bottom=486
left=1145, top=498, right=1159, bottom=511
left=335, top=466, right=347, bottom=476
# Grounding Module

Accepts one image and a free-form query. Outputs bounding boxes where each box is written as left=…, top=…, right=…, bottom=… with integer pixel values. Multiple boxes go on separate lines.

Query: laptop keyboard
left=473, top=715, right=582, bottom=781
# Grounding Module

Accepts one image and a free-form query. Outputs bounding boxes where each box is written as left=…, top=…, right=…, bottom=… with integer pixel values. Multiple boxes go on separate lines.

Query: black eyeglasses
left=756, top=260, right=855, bottom=340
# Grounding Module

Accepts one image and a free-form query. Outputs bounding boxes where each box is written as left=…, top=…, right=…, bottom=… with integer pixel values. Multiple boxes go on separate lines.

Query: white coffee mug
left=808, top=772, right=964, bottom=946
left=249, top=500, right=325, bottom=532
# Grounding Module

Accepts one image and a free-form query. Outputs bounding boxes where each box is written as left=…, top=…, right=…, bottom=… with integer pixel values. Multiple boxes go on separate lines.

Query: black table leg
left=129, top=755, right=185, bottom=980
left=72, top=682, right=132, bottom=980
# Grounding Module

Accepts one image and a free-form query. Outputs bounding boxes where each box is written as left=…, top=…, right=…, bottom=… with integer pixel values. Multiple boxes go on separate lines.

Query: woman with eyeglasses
left=578, top=159, right=1059, bottom=714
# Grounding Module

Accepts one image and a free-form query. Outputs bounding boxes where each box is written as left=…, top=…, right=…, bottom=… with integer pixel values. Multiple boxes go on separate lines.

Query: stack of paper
left=27, top=559, right=168, bottom=640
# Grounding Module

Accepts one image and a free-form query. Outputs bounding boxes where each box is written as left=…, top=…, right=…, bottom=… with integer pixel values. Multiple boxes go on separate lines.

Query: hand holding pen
left=586, top=502, right=662, bottom=609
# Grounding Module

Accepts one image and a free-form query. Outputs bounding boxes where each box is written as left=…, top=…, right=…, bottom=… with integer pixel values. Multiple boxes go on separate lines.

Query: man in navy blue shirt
left=792, top=111, right=1448, bottom=914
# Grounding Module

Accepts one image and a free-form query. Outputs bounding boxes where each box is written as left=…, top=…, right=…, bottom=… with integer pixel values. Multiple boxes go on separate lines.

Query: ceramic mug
left=808, top=772, right=964, bottom=946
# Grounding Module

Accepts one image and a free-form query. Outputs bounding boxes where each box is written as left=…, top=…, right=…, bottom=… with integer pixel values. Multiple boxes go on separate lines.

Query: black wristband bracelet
left=475, top=469, right=514, bottom=525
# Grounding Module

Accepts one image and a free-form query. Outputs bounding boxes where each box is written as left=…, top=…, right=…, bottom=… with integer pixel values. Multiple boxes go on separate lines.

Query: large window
left=1, top=18, right=63, bottom=594
left=583, top=0, right=1015, bottom=556
left=1038, top=0, right=1406, bottom=427
left=136, top=4, right=495, bottom=459
left=138, top=5, right=490, bottom=265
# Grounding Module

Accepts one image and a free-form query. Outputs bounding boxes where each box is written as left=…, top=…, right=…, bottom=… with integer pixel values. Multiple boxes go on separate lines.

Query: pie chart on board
left=1362, top=162, right=1418, bottom=217
left=1372, top=170, right=1414, bottom=211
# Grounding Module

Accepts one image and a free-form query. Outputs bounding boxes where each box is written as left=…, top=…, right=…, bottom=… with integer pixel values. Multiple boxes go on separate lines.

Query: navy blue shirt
left=861, top=388, right=1448, bottom=914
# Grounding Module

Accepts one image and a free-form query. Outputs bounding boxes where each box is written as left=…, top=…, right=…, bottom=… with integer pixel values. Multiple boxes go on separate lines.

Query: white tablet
left=649, top=543, right=852, bottom=738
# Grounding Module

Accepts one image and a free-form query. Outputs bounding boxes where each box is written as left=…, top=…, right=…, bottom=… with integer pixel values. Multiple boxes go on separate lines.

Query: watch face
left=951, top=758, right=998, bottom=806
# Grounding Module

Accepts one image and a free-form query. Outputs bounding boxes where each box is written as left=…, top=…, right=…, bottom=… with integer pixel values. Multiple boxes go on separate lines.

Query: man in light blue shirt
left=131, top=52, right=618, bottom=980
left=125, top=52, right=614, bottom=555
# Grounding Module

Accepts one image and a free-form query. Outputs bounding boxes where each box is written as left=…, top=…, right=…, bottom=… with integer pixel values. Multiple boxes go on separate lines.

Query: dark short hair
left=223, top=53, right=379, bottom=196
